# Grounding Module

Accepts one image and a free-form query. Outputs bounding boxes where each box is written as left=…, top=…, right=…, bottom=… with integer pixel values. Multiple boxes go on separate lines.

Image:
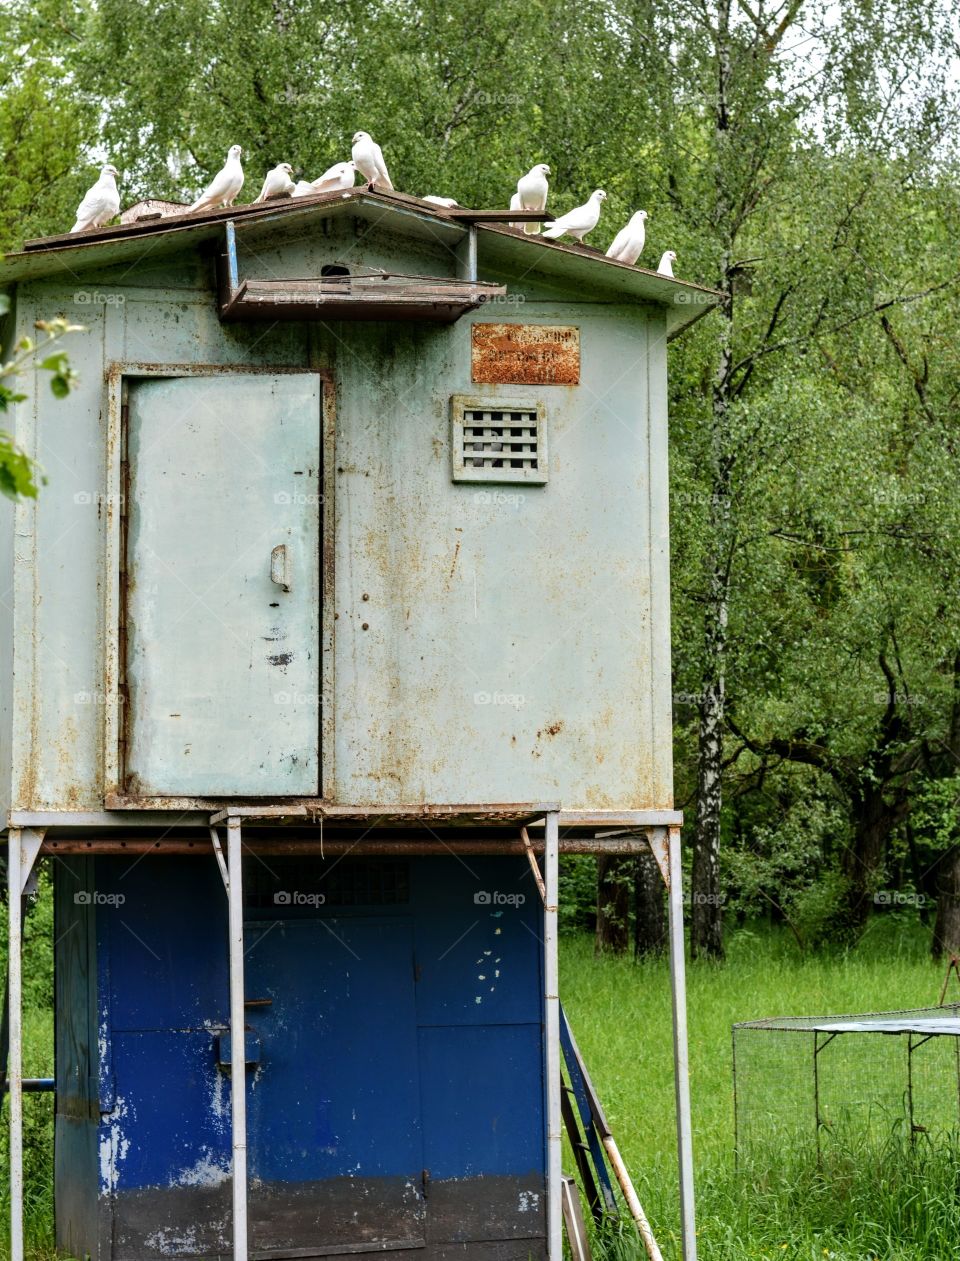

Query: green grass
left=9, top=916, right=960, bottom=1260
left=561, top=919, right=958, bottom=1260
left=1, top=1011, right=56, bottom=1260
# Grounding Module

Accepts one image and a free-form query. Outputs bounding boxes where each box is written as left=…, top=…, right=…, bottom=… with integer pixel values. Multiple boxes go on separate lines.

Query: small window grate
left=463, top=410, right=540, bottom=471
left=451, top=397, right=548, bottom=484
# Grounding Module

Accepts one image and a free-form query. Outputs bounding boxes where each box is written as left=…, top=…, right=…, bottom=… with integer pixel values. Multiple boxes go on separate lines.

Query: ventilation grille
left=463, top=410, right=539, bottom=471
left=451, top=397, right=548, bottom=484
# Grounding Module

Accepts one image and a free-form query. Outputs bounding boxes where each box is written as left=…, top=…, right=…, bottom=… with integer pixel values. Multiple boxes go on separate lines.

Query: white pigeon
left=605, top=210, right=649, bottom=265
left=515, top=163, right=550, bottom=235
left=422, top=195, right=459, bottom=207
left=351, top=132, right=393, bottom=189
left=292, top=180, right=319, bottom=197
left=657, top=250, right=677, bottom=277
left=254, top=162, right=295, bottom=203
left=542, top=189, right=607, bottom=243
left=509, top=191, right=523, bottom=230
left=70, top=165, right=121, bottom=233
left=187, top=145, right=244, bottom=213
left=312, top=160, right=357, bottom=192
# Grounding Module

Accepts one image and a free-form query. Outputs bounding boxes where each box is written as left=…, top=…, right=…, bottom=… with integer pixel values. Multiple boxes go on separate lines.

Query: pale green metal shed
left=0, top=187, right=717, bottom=1261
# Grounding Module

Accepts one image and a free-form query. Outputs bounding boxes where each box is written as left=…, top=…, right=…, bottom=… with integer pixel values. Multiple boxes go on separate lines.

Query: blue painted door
left=244, top=919, right=426, bottom=1253
left=124, top=373, right=322, bottom=796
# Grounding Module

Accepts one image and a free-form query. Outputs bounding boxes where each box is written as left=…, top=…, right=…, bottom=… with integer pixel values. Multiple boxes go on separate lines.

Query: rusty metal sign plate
left=471, top=323, right=580, bottom=386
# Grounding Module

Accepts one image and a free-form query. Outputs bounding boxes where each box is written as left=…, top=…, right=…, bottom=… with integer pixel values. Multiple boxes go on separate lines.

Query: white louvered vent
left=450, top=397, right=548, bottom=484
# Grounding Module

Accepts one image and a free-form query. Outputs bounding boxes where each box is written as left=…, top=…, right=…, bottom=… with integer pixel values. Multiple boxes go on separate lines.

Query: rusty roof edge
left=476, top=221, right=723, bottom=298
left=1, top=190, right=723, bottom=318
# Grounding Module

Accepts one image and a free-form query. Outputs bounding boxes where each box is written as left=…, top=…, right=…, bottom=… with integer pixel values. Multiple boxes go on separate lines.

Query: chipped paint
left=99, top=1095, right=132, bottom=1193
left=169, top=1149, right=231, bottom=1189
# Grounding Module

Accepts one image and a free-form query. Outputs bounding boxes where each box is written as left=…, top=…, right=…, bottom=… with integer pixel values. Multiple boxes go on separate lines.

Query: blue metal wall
left=57, top=853, right=547, bottom=1259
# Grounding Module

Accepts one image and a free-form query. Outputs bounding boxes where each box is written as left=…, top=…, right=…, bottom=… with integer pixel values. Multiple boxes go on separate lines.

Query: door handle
left=270, top=544, right=291, bottom=592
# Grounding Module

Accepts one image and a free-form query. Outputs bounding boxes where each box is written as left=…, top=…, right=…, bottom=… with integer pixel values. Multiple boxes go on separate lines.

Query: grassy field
left=562, top=919, right=957, bottom=1260
left=5, top=917, right=958, bottom=1259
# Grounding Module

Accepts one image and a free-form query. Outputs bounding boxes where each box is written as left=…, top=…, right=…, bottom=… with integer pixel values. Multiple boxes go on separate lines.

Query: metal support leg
left=666, top=825, right=697, bottom=1261
left=212, top=818, right=248, bottom=1261
left=8, top=827, right=44, bottom=1261
left=544, top=809, right=562, bottom=1261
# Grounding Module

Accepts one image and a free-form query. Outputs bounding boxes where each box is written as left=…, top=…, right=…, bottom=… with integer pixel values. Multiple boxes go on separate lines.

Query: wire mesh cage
left=733, top=1005, right=960, bottom=1170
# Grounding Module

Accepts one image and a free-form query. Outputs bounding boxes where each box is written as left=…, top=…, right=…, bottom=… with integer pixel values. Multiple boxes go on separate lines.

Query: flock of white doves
left=70, top=132, right=677, bottom=276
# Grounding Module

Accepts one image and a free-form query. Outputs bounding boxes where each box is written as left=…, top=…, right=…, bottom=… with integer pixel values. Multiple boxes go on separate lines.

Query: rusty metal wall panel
left=332, top=301, right=672, bottom=810
left=124, top=373, right=321, bottom=795
left=8, top=219, right=675, bottom=813
left=11, top=288, right=110, bottom=811
left=471, top=323, right=580, bottom=385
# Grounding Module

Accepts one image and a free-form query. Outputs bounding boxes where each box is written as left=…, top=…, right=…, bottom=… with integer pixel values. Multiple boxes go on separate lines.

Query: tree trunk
left=691, top=282, right=733, bottom=962
left=595, top=855, right=632, bottom=954
left=691, top=0, right=735, bottom=961
left=932, top=846, right=960, bottom=960
left=634, top=848, right=666, bottom=958
left=842, top=780, right=894, bottom=932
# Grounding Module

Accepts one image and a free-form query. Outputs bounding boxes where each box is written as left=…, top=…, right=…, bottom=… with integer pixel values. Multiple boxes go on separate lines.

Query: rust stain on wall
left=471, top=324, right=580, bottom=386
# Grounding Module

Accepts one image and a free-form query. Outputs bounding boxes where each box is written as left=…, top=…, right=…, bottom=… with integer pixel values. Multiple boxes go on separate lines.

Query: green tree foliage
left=2, top=0, right=959, bottom=955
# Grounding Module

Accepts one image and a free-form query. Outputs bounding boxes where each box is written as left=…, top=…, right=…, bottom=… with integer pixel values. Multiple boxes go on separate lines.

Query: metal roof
left=735, top=1003, right=960, bottom=1034
left=0, top=187, right=721, bottom=338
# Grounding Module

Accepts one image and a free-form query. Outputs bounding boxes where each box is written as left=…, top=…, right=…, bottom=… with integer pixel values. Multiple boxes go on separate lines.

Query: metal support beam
left=544, top=809, right=562, bottom=1261
left=456, top=225, right=478, bottom=283
left=220, top=817, right=248, bottom=1261
left=7, top=827, right=44, bottom=1261
left=667, top=825, right=697, bottom=1261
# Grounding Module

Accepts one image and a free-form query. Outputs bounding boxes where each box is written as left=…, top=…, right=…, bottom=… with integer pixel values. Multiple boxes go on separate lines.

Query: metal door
left=123, top=373, right=321, bottom=796
left=244, top=919, right=426, bottom=1255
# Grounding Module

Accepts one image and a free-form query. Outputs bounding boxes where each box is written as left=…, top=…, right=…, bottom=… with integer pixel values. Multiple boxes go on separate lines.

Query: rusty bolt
left=361, top=622, right=369, bottom=631
left=362, top=592, right=370, bottom=601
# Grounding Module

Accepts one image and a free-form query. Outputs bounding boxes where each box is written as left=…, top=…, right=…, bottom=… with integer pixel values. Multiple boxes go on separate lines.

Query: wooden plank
left=447, top=209, right=550, bottom=223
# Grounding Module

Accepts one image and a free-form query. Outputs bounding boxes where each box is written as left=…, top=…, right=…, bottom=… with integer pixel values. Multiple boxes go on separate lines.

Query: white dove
left=351, top=132, right=393, bottom=189
left=657, top=250, right=677, bottom=277
left=70, top=165, right=121, bottom=233
left=312, top=160, right=357, bottom=192
left=606, top=210, right=649, bottom=265
left=292, top=180, right=319, bottom=197
left=187, top=145, right=244, bottom=213
left=516, top=163, right=550, bottom=235
left=254, top=162, right=295, bottom=203
left=423, top=195, right=458, bottom=207
left=542, top=190, right=607, bottom=243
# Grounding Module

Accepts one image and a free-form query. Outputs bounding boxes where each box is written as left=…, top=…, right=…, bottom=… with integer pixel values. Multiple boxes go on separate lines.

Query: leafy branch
left=0, top=296, right=82, bottom=500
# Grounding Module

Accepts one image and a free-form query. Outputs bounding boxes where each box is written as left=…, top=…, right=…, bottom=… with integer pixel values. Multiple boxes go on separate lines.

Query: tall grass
left=561, top=918, right=957, bottom=1260
left=5, top=902, right=957, bottom=1260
